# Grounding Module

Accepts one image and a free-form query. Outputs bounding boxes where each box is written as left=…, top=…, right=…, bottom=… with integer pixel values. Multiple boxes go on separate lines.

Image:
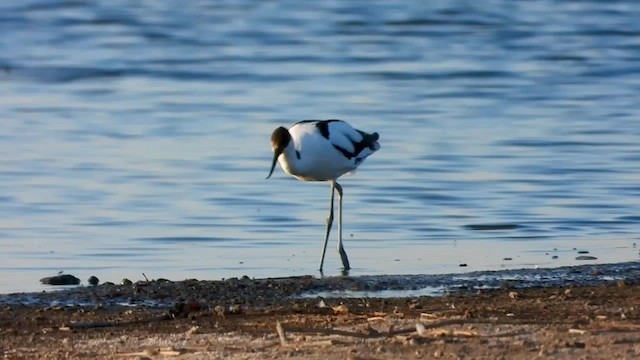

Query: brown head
left=266, top=127, right=292, bottom=179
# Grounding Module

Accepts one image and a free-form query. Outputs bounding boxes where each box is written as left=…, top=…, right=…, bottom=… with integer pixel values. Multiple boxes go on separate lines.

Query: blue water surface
left=1, top=0, right=639, bottom=293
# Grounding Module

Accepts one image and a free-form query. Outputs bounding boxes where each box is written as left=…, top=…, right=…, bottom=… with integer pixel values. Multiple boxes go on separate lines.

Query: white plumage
left=266, top=119, right=380, bottom=272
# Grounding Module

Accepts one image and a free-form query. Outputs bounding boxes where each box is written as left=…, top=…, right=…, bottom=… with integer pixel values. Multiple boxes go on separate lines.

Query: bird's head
left=266, top=126, right=291, bottom=179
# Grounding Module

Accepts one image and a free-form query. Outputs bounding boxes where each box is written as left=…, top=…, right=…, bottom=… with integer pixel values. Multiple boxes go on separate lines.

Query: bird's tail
left=358, top=130, right=380, bottom=151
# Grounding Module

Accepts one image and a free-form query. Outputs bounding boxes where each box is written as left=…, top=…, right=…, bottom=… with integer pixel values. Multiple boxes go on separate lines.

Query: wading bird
left=266, top=119, right=380, bottom=272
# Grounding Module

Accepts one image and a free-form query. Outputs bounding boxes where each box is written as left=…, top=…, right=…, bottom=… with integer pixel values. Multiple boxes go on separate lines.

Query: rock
left=88, top=276, right=99, bottom=286
left=228, top=304, right=243, bottom=314
left=332, top=304, right=349, bottom=315
left=40, top=274, right=81, bottom=286
left=121, top=278, right=133, bottom=286
left=185, top=326, right=201, bottom=336
left=213, top=305, right=226, bottom=317
left=575, top=256, right=597, bottom=261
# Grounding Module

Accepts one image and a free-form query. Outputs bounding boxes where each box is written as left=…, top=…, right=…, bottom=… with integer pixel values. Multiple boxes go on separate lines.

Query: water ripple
left=0, top=0, right=639, bottom=293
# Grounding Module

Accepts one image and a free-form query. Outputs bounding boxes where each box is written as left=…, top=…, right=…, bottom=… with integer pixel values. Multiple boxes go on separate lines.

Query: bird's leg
left=335, top=182, right=350, bottom=270
left=318, top=181, right=335, bottom=272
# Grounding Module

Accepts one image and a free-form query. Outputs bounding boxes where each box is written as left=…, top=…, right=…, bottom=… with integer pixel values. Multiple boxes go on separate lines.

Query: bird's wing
left=325, top=120, right=362, bottom=154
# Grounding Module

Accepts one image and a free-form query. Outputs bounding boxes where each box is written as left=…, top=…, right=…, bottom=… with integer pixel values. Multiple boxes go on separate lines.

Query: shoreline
left=2, top=279, right=639, bottom=359
left=1, top=262, right=640, bottom=359
left=2, top=260, right=639, bottom=307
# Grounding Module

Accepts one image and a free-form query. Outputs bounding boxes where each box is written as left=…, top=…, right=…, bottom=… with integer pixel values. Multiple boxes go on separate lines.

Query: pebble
left=564, top=289, right=572, bottom=296
left=332, top=304, right=350, bottom=315
left=40, top=274, right=81, bottom=286
left=185, top=326, right=201, bottom=336
left=572, top=341, right=586, bottom=349
left=575, top=255, right=598, bottom=260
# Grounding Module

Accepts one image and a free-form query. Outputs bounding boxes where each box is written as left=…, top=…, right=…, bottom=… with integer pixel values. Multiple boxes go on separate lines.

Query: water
left=1, top=0, right=639, bottom=294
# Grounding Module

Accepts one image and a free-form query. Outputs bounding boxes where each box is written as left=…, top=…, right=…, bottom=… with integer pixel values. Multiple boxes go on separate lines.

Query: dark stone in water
left=576, top=255, right=598, bottom=261
left=88, top=276, right=99, bottom=286
left=503, top=257, right=513, bottom=261
left=464, top=223, right=520, bottom=231
left=459, top=263, right=468, bottom=267
left=577, top=250, right=589, bottom=254
left=40, top=274, right=81, bottom=286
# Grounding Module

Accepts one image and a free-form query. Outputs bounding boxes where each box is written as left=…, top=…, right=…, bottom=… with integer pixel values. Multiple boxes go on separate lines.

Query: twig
left=276, top=321, right=287, bottom=345
left=60, top=314, right=172, bottom=330
left=142, top=273, right=150, bottom=282
left=117, top=346, right=198, bottom=358
left=282, top=318, right=571, bottom=339
left=388, top=318, right=571, bottom=337
left=282, top=324, right=375, bottom=339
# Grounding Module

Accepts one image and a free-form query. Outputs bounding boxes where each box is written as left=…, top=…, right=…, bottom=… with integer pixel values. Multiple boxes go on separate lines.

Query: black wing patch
left=315, top=119, right=342, bottom=139
left=333, top=131, right=379, bottom=160
left=293, top=119, right=379, bottom=160
left=294, top=119, right=343, bottom=140
left=332, top=144, right=352, bottom=159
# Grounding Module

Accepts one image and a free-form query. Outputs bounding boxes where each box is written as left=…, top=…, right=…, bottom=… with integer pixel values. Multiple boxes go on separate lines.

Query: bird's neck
left=278, top=142, right=303, bottom=176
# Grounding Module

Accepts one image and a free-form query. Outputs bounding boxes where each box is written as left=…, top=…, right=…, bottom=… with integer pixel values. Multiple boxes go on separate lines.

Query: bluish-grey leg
left=335, top=182, right=350, bottom=270
left=319, top=181, right=335, bottom=272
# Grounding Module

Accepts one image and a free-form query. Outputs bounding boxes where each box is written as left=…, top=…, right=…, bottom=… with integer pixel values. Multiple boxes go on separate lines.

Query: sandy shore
left=1, top=266, right=640, bottom=359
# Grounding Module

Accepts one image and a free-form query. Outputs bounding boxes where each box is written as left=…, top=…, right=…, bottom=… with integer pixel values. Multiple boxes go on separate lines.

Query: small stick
left=276, top=321, right=287, bottom=346
left=61, top=314, right=171, bottom=330
left=281, top=318, right=573, bottom=339
left=142, top=273, right=150, bottom=282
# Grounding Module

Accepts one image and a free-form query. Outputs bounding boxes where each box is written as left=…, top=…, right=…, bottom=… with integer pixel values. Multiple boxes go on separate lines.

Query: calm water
left=1, top=0, right=639, bottom=293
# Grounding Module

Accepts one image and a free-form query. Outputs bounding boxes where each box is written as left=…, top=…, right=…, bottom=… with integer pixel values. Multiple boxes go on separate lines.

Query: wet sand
left=1, top=264, right=640, bottom=359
